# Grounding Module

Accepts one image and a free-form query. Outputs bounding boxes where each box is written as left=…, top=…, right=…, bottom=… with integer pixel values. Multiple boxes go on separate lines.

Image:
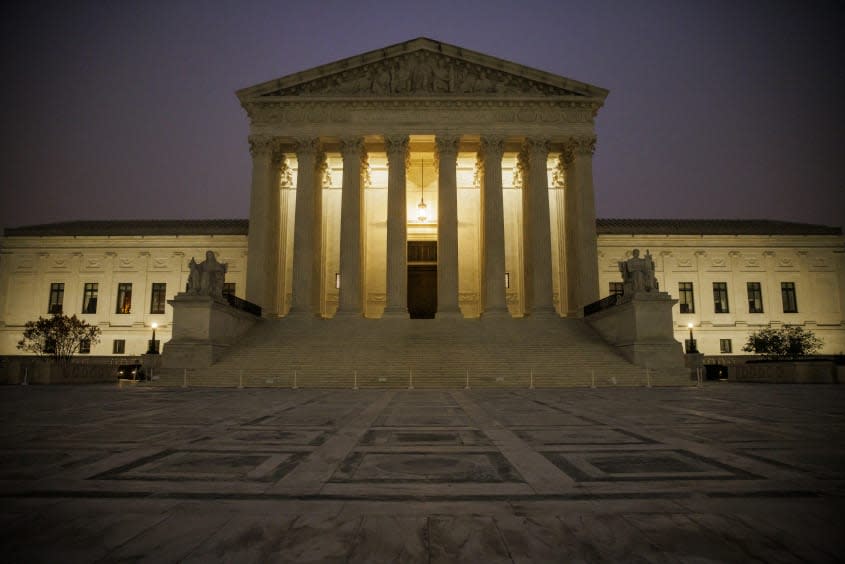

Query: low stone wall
left=729, top=361, right=838, bottom=384
left=0, top=357, right=126, bottom=385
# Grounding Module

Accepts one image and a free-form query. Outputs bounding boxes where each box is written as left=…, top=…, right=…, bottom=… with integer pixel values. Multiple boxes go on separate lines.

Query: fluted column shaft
left=383, top=135, right=409, bottom=317
left=246, top=136, right=282, bottom=316
left=525, top=139, right=555, bottom=315
left=337, top=138, right=365, bottom=315
left=563, top=136, right=599, bottom=315
left=290, top=139, right=321, bottom=316
left=435, top=135, right=461, bottom=318
left=480, top=136, right=508, bottom=317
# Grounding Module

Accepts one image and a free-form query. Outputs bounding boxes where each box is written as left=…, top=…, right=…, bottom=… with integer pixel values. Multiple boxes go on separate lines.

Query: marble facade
left=238, top=38, right=605, bottom=321
left=1, top=39, right=843, bottom=364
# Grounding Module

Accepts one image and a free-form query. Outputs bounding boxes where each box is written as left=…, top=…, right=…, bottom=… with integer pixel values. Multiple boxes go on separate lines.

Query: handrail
left=583, top=293, right=621, bottom=316
left=224, top=293, right=262, bottom=317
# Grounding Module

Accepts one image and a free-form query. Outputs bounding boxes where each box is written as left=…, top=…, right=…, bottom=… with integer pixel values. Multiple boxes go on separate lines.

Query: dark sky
left=2, top=0, right=843, bottom=234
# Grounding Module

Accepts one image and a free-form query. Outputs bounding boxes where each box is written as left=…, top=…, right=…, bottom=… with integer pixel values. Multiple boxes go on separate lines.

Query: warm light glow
left=687, top=322, right=693, bottom=328
left=151, top=322, right=158, bottom=329
left=417, top=158, right=428, bottom=223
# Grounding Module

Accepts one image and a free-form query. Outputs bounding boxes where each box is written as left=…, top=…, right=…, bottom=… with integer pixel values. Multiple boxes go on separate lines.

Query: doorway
left=408, top=265, right=437, bottom=318
left=407, top=241, right=438, bottom=319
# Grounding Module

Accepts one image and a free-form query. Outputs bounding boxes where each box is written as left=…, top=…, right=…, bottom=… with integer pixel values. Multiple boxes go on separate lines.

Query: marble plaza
left=0, top=383, right=843, bottom=561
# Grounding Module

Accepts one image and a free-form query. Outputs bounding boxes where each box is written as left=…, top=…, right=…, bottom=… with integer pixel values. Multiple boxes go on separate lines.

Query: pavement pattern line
left=0, top=383, right=843, bottom=562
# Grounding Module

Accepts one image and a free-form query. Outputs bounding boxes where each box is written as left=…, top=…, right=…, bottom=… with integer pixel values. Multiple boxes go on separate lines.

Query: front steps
left=156, top=316, right=692, bottom=388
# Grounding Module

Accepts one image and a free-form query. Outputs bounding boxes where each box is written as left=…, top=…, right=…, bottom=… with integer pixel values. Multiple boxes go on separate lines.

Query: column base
left=528, top=306, right=558, bottom=318
left=480, top=307, right=510, bottom=319
left=381, top=307, right=409, bottom=319
left=435, top=309, right=464, bottom=320
left=286, top=308, right=322, bottom=320
left=333, top=309, right=364, bottom=319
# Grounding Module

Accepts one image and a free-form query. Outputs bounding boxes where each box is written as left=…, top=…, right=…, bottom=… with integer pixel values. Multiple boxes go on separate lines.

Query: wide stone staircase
left=156, top=316, right=691, bottom=388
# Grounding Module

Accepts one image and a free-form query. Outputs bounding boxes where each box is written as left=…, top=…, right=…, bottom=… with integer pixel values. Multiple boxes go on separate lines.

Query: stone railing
left=224, top=293, right=262, bottom=317
left=583, top=293, right=621, bottom=316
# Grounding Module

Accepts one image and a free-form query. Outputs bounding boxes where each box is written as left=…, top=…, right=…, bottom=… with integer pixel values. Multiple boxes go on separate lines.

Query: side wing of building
left=0, top=221, right=248, bottom=357
left=596, top=219, right=845, bottom=356
left=1, top=218, right=843, bottom=358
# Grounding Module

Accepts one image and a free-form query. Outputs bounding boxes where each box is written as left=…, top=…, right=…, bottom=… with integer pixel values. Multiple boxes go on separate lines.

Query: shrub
left=742, top=325, right=823, bottom=361
left=17, top=314, right=102, bottom=364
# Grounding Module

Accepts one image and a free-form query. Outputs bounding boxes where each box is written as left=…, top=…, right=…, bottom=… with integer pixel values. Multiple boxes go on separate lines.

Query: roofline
left=4, top=218, right=842, bottom=238
left=236, top=37, right=608, bottom=101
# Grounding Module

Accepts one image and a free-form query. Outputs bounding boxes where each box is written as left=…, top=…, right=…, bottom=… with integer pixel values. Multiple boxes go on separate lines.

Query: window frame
left=82, top=282, right=98, bottom=314
left=79, top=339, right=91, bottom=354
left=48, top=282, right=64, bottom=314
left=115, top=283, right=132, bottom=314
left=747, top=282, right=764, bottom=313
left=112, top=339, right=126, bottom=354
left=150, top=282, right=167, bottom=314
left=609, top=282, right=624, bottom=296
left=781, top=282, right=798, bottom=313
left=712, top=282, right=729, bottom=314
left=719, top=339, right=732, bottom=354
left=678, top=282, right=695, bottom=314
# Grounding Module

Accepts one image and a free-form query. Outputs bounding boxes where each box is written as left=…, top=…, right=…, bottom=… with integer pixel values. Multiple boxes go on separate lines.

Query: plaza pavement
left=0, top=382, right=843, bottom=562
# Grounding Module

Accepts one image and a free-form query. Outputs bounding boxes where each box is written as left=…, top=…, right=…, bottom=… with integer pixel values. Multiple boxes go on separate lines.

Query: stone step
left=156, top=316, right=690, bottom=388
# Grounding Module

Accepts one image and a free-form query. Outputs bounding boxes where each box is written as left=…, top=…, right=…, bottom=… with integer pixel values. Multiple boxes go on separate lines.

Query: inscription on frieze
left=265, top=51, right=581, bottom=98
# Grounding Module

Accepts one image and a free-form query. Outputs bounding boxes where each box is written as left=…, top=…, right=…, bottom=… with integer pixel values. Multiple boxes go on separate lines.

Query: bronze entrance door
left=407, top=241, right=437, bottom=319
left=407, top=265, right=437, bottom=318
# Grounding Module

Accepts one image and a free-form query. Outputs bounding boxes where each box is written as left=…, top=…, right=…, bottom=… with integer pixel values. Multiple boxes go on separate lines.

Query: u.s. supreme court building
left=1, top=39, right=843, bottom=386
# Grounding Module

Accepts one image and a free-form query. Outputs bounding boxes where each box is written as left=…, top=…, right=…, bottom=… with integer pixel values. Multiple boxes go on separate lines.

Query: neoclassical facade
left=239, top=38, right=605, bottom=321
left=1, top=39, right=843, bottom=368
left=1, top=219, right=843, bottom=358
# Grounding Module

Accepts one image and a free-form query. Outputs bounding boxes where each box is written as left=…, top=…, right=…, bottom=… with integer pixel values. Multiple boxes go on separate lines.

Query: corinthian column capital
left=524, top=137, right=550, bottom=165
left=248, top=135, right=275, bottom=158
left=294, top=137, right=321, bottom=158
left=340, top=137, right=365, bottom=159
left=435, top=134, right=460, bottom=158
left=480, top=135, right=505, bottom=160
left=563, top=135, right=596, bottom=163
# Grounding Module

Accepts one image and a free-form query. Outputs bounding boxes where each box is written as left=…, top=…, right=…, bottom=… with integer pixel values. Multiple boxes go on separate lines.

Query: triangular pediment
left=237, top=38, right=607, bottom=100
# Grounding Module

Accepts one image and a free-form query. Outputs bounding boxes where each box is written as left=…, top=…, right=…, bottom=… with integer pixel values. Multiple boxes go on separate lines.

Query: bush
left=17, top=314, right=102, bottom=364
left=742, top=325, right=823, bottom=361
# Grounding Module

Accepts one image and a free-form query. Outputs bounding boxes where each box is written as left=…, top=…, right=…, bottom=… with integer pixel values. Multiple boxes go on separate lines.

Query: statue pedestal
left=161, top=294, right=260, bottom=369
left=586, top=291, right=690, bottom=381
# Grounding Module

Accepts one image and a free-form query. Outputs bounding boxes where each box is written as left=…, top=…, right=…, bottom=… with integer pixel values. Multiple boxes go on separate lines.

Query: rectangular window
left=150, top=283, right=167, bottom=314
left=609, top=282, right=624, bottom=296
left=116, top=283, right=132, bottom=314
left=712, top=282, right=729, bottom=313
left=720, top=339, right=732, bottom=353
left=82, top=283, right=98, bottom=314
left=79, top=339, right=91, bottom=354
left=222, top=283, right=235, bottom=297
left=781, top=282, right=798, bottom=313
left=112, top=339, right=125, bottom=354
left=48, top=283, right=64, bottom=314
left=747, top=282, right=764, bottom=313
left=678, top=282, right=695, bottom=314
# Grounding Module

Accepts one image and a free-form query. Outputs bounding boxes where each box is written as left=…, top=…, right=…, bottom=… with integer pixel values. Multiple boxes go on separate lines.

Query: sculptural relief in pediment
left=265, top=51, right=582, bottom=98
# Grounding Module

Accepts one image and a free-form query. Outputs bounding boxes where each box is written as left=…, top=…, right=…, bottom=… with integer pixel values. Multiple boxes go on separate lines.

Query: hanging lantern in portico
left=417, top=159, right=428, bottom=223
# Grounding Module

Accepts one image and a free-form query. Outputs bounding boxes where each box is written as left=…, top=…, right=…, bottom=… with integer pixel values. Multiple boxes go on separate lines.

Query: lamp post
left=148, top=321, right=159, bottom=354
left=686, top=322, right=698, bottom=354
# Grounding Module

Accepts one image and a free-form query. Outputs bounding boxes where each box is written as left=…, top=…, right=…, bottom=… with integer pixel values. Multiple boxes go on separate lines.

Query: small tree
left=17, top=314, right=102, bottom=364
left=742, top=325, right=823, bottom=361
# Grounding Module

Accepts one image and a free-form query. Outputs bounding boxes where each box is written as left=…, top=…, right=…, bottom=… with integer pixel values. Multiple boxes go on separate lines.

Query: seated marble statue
left=619, top=248, right=659, bottom=296
left=186, top=251, right=228, bottom=299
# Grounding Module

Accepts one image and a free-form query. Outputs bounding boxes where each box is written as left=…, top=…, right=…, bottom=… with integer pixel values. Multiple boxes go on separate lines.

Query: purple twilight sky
left=1, top=0, right=843, bottom=235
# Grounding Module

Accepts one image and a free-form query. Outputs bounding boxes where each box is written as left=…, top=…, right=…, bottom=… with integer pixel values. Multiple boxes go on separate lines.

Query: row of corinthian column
left=246, top=134, right=599, bottom=319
